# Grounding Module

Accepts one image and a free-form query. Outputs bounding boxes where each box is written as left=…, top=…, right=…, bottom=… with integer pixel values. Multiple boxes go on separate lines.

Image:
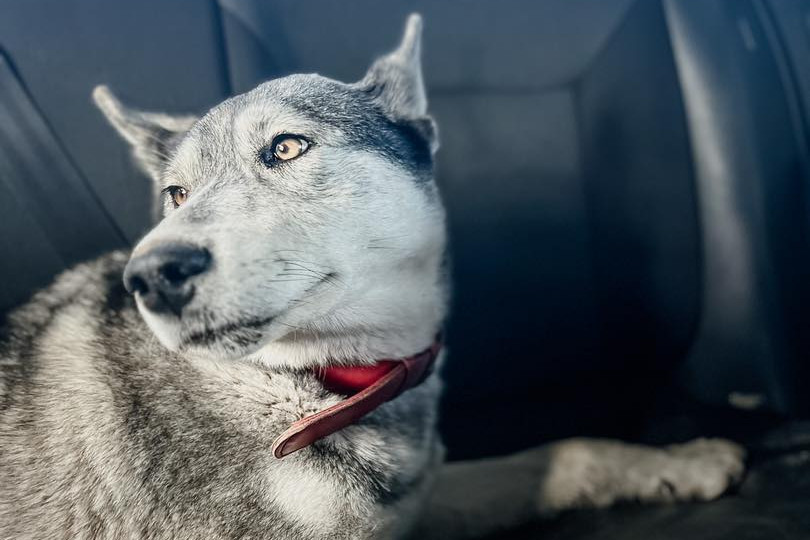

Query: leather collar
left=271, top=336, right=442, bottom=458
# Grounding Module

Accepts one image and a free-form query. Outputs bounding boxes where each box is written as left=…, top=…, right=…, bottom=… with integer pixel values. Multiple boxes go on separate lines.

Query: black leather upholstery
left=1, top=0, right=809, bottom=464
left=666, top=0, right=810, bottom=418
left=0, top=0, right=230, bottom=308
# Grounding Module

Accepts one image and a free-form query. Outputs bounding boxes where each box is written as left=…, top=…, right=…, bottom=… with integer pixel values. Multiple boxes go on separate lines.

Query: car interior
left=1, top=0, right=809, bottom=537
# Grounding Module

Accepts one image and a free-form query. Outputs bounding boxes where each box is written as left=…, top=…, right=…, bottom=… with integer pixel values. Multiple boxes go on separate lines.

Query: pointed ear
left=361, top=13, right=429, bottom=121
left=92, top=85, right=197, bottom=180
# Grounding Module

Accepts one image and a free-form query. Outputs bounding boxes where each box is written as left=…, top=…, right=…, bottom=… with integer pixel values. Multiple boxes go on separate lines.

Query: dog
left=0, top=14, right=745, bottom=539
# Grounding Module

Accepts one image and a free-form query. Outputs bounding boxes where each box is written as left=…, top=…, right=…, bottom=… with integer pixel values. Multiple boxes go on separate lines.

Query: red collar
left=271, top=337, right=442, bottom=458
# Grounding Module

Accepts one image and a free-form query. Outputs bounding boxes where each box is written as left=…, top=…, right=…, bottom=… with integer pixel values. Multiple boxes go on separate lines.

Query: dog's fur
left=0, top=15, right=744, bottom=540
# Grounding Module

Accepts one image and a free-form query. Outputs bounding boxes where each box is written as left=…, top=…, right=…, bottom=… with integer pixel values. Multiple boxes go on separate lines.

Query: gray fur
left=0, top=14, right=744, bottom=540
left=0, top=253, right=442, bottom=539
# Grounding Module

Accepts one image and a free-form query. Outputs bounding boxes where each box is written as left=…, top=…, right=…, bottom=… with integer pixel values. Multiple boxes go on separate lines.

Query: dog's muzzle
left=123, top=243, right=211, bottom=316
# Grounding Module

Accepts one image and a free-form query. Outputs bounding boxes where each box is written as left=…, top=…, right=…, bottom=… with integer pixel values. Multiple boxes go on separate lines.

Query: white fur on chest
left=190, top=355, right=441, bottom=535
left=268, top=460, right=346, bottom=533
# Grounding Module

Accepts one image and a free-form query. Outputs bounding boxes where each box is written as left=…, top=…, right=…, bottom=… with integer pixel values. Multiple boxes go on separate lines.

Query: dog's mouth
left=148, top=271, right=338, bottom=356
left=178, top=315, right=275, bottom=350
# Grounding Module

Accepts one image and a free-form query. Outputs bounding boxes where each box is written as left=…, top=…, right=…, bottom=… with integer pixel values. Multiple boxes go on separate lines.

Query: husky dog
left=0, top=14, right=744, bottom=540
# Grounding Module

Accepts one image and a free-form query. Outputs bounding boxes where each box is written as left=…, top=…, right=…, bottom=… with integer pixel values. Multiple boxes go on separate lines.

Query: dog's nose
left=123, top=244, right=212, bottom=315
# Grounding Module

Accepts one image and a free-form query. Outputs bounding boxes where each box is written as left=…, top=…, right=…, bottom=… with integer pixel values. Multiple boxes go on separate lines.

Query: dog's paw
left=657, top=438, right=746, bottom=501
left=534, top=437, right=746, bottom=514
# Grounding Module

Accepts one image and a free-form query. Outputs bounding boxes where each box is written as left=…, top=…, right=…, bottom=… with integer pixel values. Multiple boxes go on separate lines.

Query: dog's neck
left=270, top=336, right=442, bottom=457
left=246, top=282, right=446, bottom=458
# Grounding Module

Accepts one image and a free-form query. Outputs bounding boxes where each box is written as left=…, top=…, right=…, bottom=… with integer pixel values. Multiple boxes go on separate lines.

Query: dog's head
left=94, top=15, right=446, bottom=367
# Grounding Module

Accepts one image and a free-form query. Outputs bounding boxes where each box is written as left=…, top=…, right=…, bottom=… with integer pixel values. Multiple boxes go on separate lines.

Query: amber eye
left=259, top=135, right=310, bottom=167
left=163, top=186, right=189, bottom=207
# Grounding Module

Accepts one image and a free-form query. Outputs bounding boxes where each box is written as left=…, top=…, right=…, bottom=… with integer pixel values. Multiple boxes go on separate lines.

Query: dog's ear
left=92, top=85, right=197, bottom=180
left=360, top=14, right=438, bottom=152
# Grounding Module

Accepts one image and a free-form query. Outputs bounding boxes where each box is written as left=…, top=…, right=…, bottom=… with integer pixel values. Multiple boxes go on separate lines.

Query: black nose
left=123, top=244, right=212, bottom=316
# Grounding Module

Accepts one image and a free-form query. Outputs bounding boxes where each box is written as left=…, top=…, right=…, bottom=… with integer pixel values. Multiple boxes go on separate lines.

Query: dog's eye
left=260, top=135, right=310, bottom=167
left=163, top=186, right=189, bottom=208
